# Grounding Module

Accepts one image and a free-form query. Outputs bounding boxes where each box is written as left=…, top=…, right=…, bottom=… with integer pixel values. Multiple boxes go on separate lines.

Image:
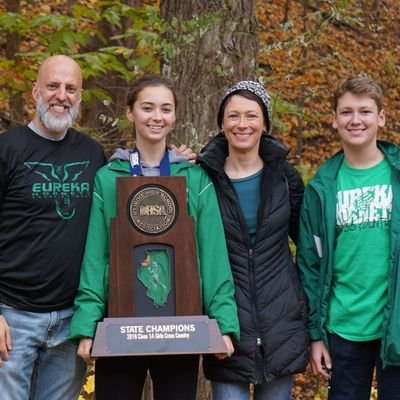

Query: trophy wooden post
left=91, top=176, right=227, bottom=357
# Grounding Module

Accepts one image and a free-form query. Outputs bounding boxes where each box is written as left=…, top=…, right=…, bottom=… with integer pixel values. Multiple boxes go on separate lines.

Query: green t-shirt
left=327, top=158, right=392, bottom=341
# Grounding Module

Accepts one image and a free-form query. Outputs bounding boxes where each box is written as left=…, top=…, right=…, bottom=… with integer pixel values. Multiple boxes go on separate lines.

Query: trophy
left=91, top=176, right=227, bottom=356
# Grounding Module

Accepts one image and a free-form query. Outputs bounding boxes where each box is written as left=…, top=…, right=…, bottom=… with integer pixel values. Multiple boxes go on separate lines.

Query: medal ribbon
left=129, top=147, right=171, bottom=176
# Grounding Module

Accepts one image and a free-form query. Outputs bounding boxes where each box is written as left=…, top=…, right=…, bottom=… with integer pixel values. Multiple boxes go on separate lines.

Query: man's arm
left=0, top=150, right=11, bottom=366
left=0, top=158, right=7, bottom=207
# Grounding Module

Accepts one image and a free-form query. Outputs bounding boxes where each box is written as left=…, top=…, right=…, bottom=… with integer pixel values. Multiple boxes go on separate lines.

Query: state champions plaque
left=91, top=176, right=227, bottom=357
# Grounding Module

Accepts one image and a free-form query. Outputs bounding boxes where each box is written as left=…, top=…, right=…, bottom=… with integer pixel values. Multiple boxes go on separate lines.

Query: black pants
left=95, top=354, right=199, bottom=400
left=328, top=333, right=400, bottom=400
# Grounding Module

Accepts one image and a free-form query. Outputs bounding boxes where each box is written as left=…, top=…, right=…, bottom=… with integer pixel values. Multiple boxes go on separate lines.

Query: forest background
left=1, top=0, right=399, bottom=399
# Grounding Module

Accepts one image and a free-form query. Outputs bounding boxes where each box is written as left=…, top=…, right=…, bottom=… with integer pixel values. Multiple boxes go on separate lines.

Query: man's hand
left=170, top=144, right=197, bottom=163
left=214, top=334, right=234, bottom=360
left=0, top=315, right=12, bottom=367
left=310, top=340, right=332, bottom=378
left=77, top=337, right=95, bottom=363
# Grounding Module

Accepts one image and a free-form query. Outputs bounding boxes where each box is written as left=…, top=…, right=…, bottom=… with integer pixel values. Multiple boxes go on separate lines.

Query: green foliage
left=0, top=12, right=26, bottom=32
left=296, top=163, right=317, bottom=185
left=81, top=87, right=112, bottom=104
left=0, top=0, right=224, bottom=122
left=1, top=0, right=308, bottom=150
left=384, top=56, right=396, bottom=75
left=0, top=1, right=163, bottom=115
left=260, top=1, right=365, bottom=56
left=268, top=91, right=317, bottom=136
left=327, top=0, right=364, bottom=26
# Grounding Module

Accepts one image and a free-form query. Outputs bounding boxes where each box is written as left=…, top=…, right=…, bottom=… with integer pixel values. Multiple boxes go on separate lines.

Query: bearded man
left=0, top=55, right=106, bottom=400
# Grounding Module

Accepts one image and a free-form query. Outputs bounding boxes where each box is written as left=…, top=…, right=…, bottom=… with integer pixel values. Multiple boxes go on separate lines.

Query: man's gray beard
left=36, top=94, right=80, bottom=133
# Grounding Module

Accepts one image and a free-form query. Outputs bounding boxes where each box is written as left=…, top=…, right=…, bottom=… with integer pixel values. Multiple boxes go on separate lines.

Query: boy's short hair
left=333, top=76, right=383, bottom=112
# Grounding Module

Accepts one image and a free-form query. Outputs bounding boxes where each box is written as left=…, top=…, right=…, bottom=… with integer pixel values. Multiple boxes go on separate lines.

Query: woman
left=198, top=81, right=309, bottom=399
left=69, top=75, right=239, bottom=400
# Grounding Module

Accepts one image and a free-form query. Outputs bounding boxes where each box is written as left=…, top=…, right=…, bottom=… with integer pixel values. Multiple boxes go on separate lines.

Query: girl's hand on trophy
left=214, top=334, right=234, bottom=360
left=77, top=337, right=96, bottom=363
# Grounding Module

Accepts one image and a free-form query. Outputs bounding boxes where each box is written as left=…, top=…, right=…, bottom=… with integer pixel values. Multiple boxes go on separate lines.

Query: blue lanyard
left=129, top=147, right=171, bottom=176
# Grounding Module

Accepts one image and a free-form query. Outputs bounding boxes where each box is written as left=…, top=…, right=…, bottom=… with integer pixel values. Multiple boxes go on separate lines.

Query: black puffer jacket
left=198, top=133, right=309, bottom=384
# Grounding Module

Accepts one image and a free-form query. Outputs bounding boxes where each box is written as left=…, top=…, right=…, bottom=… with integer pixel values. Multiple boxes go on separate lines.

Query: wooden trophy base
left=91, top=315, right=227, bottom=357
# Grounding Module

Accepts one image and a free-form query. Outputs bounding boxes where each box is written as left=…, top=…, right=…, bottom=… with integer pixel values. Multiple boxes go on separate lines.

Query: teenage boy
left=297, top=76, right=400, bottom=400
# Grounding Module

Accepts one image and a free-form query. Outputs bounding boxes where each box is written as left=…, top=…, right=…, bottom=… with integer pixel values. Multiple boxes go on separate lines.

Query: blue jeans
left=0, top=304, right=86, bottom=400
left=212, top=375, right=293, bottom=400
left=328, top=333, right=400, bottom=400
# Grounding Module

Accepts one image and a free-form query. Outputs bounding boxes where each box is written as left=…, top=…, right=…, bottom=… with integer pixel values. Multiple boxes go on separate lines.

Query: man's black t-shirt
left=0, top=126, right=105, bottom=311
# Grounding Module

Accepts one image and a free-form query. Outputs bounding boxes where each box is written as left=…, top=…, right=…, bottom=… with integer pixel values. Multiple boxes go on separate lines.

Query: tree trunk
left=372, top=0, right=381, bottom=23
left=6, top=0, right=24, bottom=128
left=158, top=3, right=258, bottom=396
left=296, top=0, right=308, bottom=165
left=282, top=0, right=291, bottom=23
left=160, top=0, right=259, bottom=147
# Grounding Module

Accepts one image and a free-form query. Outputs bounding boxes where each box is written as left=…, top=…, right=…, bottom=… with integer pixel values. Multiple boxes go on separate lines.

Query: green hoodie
left=296, top=141, right=400, bottom=367
left=69, top=158, right=240, bottom=342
